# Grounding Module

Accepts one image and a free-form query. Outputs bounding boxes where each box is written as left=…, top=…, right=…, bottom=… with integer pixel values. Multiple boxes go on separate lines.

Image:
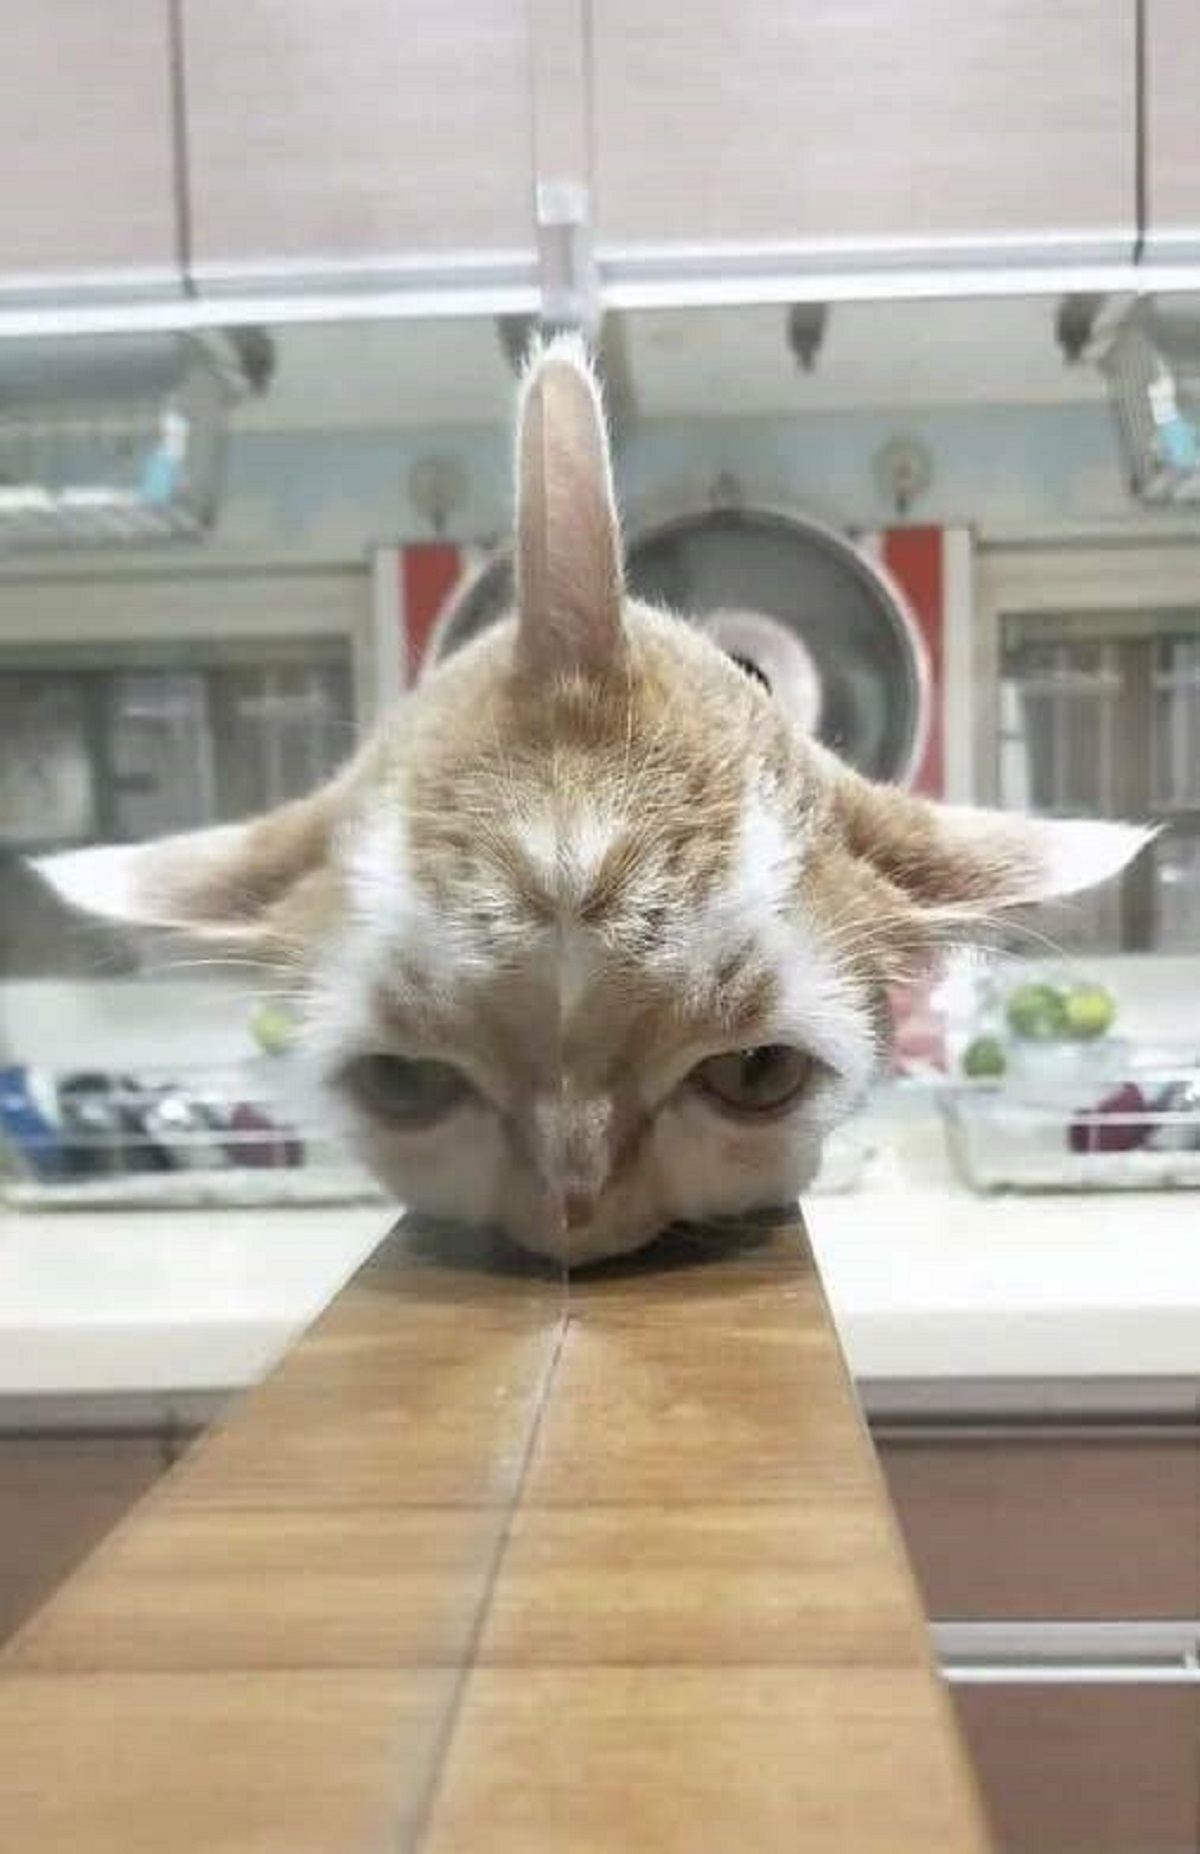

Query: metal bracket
left=536, top=181, right=600, bottom=340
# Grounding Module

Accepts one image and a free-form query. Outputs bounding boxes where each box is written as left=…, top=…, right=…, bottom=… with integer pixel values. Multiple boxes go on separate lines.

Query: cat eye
left=690, top=1045, right=813, bottom=1117
left=340, top=1053, right=472, bottom=1128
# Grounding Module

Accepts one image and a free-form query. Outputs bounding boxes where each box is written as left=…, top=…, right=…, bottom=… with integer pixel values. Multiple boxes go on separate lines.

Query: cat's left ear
left=514, top=333, right=625, bottom=680
left=830, top=764, right=1154, bottom=921
left=31, top=783, right=340, bottom=953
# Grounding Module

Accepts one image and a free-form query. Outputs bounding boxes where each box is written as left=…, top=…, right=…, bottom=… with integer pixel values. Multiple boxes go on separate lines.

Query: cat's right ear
left=826, top=760, right=1153, bottom=924
left=514, top=334, right=625, bottom=681
left=31, top=782, right=341, bottom=955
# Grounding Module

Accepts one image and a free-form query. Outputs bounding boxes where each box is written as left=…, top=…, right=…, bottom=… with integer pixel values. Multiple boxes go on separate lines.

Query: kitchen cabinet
left=0, top=2, right=180, bottom=299
left=956, top=1685, right=1198, bottom=1854
left=0, top=1433, right=186, bottom=1643
left=879, top=1427, right=1200, bottom=1620
left=181, top=0, right=536, bottom=289
left=877, top=1420, right=1200, bottom=1853
left=0, top=1, right=1152, bottom=317
left=1144, top=0, right=1200, bottom=260
left=591, top=1, right=1136, bottom=264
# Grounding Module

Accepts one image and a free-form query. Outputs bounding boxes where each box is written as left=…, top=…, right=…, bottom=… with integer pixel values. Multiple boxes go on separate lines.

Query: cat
left=35, top=336, right=1148, bottom=1264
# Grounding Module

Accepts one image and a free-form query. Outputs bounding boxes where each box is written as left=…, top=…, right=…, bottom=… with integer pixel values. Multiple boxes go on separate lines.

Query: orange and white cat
left=38, top=338, right=1147, bottom=1263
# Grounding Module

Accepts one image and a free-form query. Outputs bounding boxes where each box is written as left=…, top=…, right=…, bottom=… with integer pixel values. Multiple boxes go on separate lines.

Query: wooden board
left=0, top=1434, right=166, bottom=1642
left=0, top=1218, right=992, bottom=1852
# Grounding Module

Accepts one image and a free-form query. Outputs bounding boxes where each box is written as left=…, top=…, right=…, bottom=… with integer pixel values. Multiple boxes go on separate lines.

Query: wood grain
left=1144, top=0, right=1200, bottom=253
left=0, top=1670, right=454, bottom=1854
left=477, top=1501, right=918, bottom=1668
left=0, top=1218, right=991, bottom=1851
left=10, top=1506, right=502, bottom=1673
left=425, top=1667, right=986, bottom=1854
left=0, top=1436, right=164, bottom=1643
left=182, top=0, right=536, bottom=276
left=592, top=0, right=1134, bottom=254
left=0, top=1, right=179, bottom=290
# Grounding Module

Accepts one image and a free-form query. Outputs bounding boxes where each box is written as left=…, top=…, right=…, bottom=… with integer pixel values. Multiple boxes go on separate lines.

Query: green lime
left=962, top=1035, right=1007, bottom=1080
left=1062, top=983, right=1116, bottom=1040
left=251, top=1001, right=297, bottom=1056
left=1005, top=982, right=1069, bottom=1042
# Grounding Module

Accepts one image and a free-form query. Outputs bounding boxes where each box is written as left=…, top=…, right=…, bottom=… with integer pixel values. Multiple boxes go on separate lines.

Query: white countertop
left=0, top=1205, right=382, bottom=1406
left=2, top=1117, right=1198, bottom=1410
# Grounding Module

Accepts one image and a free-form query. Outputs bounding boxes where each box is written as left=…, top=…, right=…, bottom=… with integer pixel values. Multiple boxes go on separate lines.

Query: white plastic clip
left=536, top=181, right=600, bottom=339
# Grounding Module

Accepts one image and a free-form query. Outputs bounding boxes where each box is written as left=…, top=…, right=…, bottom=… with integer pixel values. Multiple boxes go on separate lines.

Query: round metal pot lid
left=425, top=505, right=930, bottom=787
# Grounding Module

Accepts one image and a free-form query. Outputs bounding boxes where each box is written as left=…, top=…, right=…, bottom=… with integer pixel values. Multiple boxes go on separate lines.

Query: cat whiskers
left=815, top=892, right=1074, bottom=979
left=922, top=906, right=1072, bottom=964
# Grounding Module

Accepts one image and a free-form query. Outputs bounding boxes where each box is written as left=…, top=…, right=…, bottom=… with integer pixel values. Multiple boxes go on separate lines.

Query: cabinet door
left=1145, top=0, right=1200, bottom=258
left=182, top=1, right=536, bottom=286
left=955, top=1684, right=1198, bottom=1854
left=0, top=1436, right=166, bottom=1642
left=592, top=1, right=1135, bottom=261
left=0, top=2, right=179, bottom=296
left=878, top=1431, right=1200, bottom=1621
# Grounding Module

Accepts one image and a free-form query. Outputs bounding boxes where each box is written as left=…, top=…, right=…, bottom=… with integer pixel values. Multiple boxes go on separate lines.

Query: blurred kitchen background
left=1, top=7, right=1199, bottom=1850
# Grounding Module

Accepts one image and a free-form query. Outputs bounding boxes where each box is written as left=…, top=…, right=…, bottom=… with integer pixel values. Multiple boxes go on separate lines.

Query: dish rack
left=0, top=1058, right=882, bottom=1213
left=940, top=1049, right=1200, bottom=1194
left=0, top=1059, right=384, bottom=1211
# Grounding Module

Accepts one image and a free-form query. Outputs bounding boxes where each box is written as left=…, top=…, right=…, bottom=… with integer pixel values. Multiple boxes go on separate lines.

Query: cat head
left=37, top=337, right=1149, bottom=1263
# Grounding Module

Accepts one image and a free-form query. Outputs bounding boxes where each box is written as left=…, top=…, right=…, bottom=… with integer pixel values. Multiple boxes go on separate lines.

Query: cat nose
left=530, top=1093, right=613, bottom=1210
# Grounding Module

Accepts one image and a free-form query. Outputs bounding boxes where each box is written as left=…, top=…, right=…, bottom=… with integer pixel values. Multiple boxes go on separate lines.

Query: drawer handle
left=945, top=1662, right=1200, bottom=1685
left=934, top=1619, right=1200, bottom=1684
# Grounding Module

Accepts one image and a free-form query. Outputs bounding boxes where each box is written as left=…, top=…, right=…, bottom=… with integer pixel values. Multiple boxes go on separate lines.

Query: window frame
left=0, top=559, right=372, bottom=855
left=977, top=538, right=1200, bottom=954
left=976, top=538, right=1200, bottom=800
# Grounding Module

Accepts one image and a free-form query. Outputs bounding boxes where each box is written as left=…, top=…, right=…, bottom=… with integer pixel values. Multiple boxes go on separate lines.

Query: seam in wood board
left=405, top=1309, right=571, bottom=1850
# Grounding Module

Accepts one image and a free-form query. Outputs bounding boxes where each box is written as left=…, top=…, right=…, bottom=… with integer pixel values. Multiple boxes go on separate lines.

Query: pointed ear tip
left=1032, top=816, right=1157, bottom=897
left=33, top=844, right=145, bottom=923
left=520, top=330, right=602, bottom=401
